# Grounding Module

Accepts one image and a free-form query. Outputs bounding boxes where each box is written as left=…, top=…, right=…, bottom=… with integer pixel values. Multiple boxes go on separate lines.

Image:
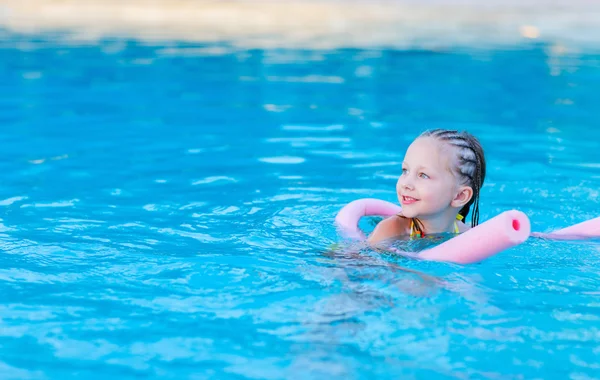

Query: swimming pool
left=1, top=34, right=600, bottom=378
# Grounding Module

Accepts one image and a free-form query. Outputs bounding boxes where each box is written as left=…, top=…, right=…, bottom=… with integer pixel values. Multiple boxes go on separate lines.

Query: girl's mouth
left=401, top=195, right=418, bottom=205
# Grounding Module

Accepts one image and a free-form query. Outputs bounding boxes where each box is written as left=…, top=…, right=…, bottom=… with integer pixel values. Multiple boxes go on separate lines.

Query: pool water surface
left=1, top=35, right=600, bottom=378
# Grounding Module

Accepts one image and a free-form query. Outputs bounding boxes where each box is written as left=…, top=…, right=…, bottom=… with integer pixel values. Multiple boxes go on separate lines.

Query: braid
left=420, top=129, right=486, bottom=228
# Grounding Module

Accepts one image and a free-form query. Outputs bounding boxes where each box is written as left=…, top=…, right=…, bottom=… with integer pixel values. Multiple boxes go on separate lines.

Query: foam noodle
left=335, top=198, right=402, bottom=239
left=531, top=216, right=600, bottom=240
left=418, top=210, right=530, bottom=264
left=335, top=198, right=531, bottom=264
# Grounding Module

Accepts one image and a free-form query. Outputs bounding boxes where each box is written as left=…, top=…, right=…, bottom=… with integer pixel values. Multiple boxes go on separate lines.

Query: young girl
left=368, top=129, right=486, bottom=244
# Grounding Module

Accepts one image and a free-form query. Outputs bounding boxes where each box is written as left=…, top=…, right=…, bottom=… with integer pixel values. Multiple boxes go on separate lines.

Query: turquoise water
left=1, top=35, right=600, bottom=378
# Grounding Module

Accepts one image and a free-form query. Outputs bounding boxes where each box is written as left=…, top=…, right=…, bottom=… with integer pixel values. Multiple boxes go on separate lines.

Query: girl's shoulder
left=457, top=220, right=471, bottom=233
left=368, top=215, right=410, bottom=244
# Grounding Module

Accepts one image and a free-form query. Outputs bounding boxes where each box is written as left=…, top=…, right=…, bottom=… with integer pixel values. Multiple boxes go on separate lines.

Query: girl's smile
left=400, top=195, right=419, bottom=205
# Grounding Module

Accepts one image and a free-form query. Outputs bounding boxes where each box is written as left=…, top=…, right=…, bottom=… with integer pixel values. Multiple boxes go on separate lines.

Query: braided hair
left=404, top=129, right=486, bottom=236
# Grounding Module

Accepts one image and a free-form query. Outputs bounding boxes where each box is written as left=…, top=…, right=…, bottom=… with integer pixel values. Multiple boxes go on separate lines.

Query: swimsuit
left=409, top=214, right=463, bottom=238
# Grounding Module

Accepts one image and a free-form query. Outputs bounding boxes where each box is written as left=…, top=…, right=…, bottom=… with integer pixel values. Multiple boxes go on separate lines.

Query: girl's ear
left=451, top=186, right=473, bottom=208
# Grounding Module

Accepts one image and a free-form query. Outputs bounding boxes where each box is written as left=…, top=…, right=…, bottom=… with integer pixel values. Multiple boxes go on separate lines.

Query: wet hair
left=402, top=129, right=486, bottom=236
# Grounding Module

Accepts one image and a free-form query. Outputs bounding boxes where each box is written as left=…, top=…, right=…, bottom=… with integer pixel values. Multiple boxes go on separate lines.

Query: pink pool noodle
left=335, top=198, right=530, bottom=264
left=335, top=198, right=402, bottom=239
left=531, top=216, right=600, bottom=240
left=418, top=210, right=530, bottom=264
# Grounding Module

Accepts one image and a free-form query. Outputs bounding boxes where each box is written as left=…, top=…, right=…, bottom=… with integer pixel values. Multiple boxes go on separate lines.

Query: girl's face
left=396, top=137, right=463, bottom=219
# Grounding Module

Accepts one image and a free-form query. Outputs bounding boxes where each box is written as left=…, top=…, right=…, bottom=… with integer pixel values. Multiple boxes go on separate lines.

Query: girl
left=368, top=129, right=486, bottom=244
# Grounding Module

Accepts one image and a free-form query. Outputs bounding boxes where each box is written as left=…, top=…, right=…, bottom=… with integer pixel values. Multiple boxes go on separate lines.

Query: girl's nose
left=397, top=177, right=414, bottom=191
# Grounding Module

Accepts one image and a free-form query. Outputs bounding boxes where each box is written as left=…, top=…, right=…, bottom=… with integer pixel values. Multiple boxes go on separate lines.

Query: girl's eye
left=419, top=172, right=430, bottom=179
left=401, top=168, right=408, bottom=175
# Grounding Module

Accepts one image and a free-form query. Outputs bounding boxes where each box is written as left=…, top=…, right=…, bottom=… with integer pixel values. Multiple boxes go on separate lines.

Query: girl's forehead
left=406, top=137, right=452, bottom=159
left=405, top=137, right=457, bottom=169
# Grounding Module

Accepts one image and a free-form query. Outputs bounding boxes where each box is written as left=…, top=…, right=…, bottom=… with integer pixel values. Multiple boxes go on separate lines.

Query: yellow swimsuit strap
left=409, top=214, right=463, bottom=238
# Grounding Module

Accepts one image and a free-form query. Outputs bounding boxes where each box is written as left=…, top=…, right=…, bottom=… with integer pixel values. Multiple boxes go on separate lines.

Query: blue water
left=1, top=34, right=600, bottom=379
